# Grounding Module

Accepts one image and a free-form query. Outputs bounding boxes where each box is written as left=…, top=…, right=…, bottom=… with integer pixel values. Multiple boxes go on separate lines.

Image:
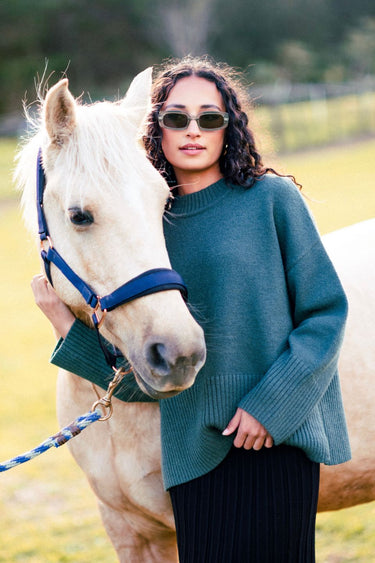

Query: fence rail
left=256, top=91, right=375, bottom=153
left=250, top=78, right=375, bottom=105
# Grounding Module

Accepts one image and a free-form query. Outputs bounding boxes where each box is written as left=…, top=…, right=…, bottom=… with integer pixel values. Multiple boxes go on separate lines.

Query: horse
left=319, top=218, right=375, bottom=512
left=15, top=72, right=375, bottom=561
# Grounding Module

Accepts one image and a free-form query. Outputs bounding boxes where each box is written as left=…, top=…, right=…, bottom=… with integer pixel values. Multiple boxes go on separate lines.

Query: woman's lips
left=179, top=144, right=205, bottom=155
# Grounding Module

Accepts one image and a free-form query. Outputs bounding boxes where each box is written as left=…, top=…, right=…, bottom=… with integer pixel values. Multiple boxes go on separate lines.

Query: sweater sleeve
left=50, top=319, right=157, bottom=403
left=238, top=181, right=348, bottom=443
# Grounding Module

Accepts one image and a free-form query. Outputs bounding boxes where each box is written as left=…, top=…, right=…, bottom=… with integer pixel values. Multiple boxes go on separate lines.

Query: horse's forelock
left=61, top=101, right=152, bottom=195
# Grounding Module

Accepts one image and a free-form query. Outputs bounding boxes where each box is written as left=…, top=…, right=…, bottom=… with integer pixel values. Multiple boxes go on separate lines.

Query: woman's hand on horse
left=222, top=408, right=273, bottom=450
left=31, top=274, right=75, bottom=339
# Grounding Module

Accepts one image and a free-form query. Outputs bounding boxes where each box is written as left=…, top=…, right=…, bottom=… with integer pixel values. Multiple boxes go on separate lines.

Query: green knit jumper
left=51, top=175, right=351, bottom=489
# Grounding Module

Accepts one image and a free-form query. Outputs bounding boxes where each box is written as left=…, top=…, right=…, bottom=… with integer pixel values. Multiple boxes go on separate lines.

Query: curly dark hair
left=143, top=55, right=301, bottom=190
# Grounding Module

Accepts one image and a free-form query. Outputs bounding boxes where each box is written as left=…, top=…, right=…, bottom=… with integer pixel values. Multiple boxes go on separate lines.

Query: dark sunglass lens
left=199, top=113, right=224, bottom=129
left=163, top=112, right=188, bottom=129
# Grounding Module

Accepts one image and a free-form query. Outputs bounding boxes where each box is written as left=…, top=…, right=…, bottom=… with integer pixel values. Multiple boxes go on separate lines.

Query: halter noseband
left=36, top=148, right=188, bottom=367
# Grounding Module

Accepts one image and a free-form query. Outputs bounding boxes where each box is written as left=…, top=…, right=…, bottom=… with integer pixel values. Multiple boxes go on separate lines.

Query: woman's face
left=160, top=75, right=227, bottom=193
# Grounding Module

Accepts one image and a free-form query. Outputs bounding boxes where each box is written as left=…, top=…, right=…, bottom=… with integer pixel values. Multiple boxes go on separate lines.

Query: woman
left=32, top=56, right=351, bottom=562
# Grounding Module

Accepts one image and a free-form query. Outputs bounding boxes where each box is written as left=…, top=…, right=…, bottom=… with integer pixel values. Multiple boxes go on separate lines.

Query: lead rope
left=0, top=366, right=129, bottom=473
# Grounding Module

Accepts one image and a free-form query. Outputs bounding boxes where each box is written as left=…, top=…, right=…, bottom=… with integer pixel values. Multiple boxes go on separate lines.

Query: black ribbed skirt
left=169, top=445, right=320, bottom=563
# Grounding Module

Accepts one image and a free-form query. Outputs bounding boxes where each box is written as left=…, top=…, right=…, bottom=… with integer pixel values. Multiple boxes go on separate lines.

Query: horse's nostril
left=144, top=338, right=205, bottom=383
left=147, top=343, right=170, bottom=375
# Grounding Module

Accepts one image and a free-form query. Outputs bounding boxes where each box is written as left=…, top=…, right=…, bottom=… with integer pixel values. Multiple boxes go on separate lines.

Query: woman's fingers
left=223, top=408, right=273, bottom=451
left=222, top=409, right=242, bottom=436
left=31, top=274, right=49, bottom=305
left=264, top=434, right=274, bottom=448
left=30, top=274, right=75, bottom=338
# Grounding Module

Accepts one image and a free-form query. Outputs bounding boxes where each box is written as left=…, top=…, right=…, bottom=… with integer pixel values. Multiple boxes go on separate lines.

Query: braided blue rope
left=0, top=409, right=101, bottom=473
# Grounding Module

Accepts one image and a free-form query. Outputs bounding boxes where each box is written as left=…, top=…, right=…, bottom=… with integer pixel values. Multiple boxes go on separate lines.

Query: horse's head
left=16, top=69, right=206, bottom=399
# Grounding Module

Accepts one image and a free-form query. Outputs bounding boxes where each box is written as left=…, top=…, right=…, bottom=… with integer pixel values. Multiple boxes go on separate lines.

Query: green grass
left=0, top=138, right=19, bottom=200
left=316, top=504, right=375, bottom=562
left=0, top=137, right=374, bottom=561
left=277, top=138, right=375, bottom=234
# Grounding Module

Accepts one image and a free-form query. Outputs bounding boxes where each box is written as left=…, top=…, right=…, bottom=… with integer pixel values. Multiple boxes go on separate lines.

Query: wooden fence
left=256, top=90, right=375, bottom=153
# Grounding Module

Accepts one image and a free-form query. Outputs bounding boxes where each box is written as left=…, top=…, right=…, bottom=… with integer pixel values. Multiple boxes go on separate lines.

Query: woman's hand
left=31, top=274, right=75, bottom=339
left=222, top=408, right=273, bottom=450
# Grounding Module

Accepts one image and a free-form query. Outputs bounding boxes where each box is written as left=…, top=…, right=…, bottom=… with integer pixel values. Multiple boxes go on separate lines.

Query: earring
left=223, top=144, right=228, bottom=156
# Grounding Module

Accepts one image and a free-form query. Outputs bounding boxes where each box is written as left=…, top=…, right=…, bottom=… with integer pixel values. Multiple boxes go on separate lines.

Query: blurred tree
left=276, top=41, right=318, bottom=83
left=151, top=0, right=215, bottom=57
left=33, top=0, right=166, bottom=96
left=0, top=0, right=51, bottom=113
left=343, top=17, right=375, bottom=76
left=209, top=0, right=331, bottom=68
left=0, top=0, right=167, bottom=112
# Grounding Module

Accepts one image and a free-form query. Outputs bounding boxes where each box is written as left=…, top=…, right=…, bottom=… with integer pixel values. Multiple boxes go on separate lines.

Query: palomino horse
left=320, top=218, right=375, bottom=512
left=15, top=71, right=374, bottom=561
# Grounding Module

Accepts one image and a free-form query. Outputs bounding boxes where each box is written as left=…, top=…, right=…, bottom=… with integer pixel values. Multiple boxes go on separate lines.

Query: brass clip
left=91, top=366, right=132, bottom=421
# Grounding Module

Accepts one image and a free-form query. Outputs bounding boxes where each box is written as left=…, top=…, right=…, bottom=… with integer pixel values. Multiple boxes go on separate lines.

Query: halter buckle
left=40, top=235, right=54, bottom=251
left=92, top=300, right=107, bottom=329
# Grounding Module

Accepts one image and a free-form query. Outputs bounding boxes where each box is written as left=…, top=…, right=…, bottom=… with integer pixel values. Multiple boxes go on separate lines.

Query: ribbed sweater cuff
left=51, top=320, right=156, bottom=403
left=51, top=320, right=114, bottom=382
left=238, top=354, right=320, bottom=443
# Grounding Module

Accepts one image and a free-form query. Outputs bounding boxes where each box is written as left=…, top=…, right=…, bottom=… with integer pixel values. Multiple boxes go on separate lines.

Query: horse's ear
left=44, top=79, right=76, bottom=146
left=121, top=67, right=153, bottom=131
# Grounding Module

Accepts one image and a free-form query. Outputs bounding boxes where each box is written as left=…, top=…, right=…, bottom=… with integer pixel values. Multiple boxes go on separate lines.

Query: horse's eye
left=68, top=207, right=94, bottom=226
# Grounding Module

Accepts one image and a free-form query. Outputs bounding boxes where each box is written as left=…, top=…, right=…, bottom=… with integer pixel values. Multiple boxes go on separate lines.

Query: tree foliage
left=1, top=0, right=375, bottom=114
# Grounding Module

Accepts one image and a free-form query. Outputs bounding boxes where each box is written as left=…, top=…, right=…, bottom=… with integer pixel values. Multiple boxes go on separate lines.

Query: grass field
left=0, top=137, right=374, bottom=562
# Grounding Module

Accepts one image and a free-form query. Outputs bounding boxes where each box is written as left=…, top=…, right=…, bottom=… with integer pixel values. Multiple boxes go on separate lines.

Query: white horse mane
left=14, top=95, right=158, bottom=234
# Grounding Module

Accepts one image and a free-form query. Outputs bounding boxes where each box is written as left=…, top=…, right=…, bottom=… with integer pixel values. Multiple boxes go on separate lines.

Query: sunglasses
left=158, top=110, right=229, bottom=131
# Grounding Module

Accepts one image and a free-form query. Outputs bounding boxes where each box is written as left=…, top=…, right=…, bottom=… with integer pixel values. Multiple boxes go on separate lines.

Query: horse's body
left=15, top=72, right=375, bottom=562
left=319, top=219, right=375, bottom=512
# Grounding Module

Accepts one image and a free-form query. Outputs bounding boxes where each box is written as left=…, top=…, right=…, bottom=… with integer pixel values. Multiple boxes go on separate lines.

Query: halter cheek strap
left=36, top=149, right=188, bottom=368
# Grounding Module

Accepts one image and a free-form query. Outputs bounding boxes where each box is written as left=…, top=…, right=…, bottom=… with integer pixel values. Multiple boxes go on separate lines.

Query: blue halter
left=36, top=149, right=187, bottom=366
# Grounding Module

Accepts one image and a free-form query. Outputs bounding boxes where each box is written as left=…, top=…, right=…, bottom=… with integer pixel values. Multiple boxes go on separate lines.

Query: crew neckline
left=169, top=179, right=232, bottom=216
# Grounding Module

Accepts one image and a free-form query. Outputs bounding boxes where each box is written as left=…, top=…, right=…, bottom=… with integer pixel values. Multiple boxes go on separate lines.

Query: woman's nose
left=186, top=118, right=201, bottom=136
